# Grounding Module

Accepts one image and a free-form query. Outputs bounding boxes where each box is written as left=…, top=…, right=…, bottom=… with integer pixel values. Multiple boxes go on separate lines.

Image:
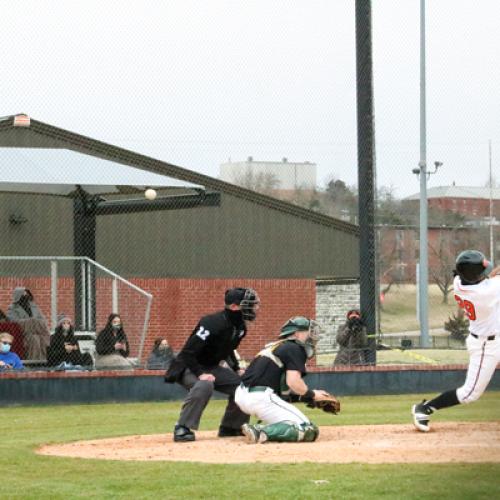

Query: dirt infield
left=38, top=422, right=500, bottom=464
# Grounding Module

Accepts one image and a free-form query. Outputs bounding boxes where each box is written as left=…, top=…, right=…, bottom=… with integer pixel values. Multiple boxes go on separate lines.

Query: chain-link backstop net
left=1, top=3, right=499, bottom=377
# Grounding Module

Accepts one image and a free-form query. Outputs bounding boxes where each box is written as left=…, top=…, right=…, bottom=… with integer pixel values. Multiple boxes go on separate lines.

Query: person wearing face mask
left=6, top=287, right=50, bottom=361
left=95, top=313, right=134, bottom=369
left=0, top=332, right=24, bottom=371
left=333, top=309, right=368, bottom=366
left=7, top=287, right=45, bottom=322
left=0, top=308, right=25, bottom=359
left=165, top=287, right=260, bottom=442
left=47, top=315, right=93, bottom=368
left=147, top=338, right=175, bottom=370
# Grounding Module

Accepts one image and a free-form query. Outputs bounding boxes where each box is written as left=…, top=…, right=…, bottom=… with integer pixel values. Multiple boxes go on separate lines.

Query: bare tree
left=287, top=187, right=323, bottom=212
left=231, top=169, right=281, bottom=195
left=377, top=228, right=406, bottom=308
left=429, top=231, right=456, bottom=304
left=429, top=228, right=484, bottom=303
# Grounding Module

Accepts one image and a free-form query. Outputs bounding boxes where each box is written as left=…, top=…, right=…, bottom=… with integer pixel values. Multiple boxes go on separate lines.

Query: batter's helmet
left=455, top=250, right=493, bottom=284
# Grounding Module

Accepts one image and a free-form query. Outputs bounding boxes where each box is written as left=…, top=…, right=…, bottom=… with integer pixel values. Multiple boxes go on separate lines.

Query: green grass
left=380, top=284, right=457, bottom=333
left=1, top=393, right=499, bottom=499
left=317, top=348, right=469, bottom=366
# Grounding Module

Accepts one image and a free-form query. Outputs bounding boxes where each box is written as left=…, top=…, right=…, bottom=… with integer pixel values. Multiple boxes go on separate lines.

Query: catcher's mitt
left=306, top=393, right=341, bottom=414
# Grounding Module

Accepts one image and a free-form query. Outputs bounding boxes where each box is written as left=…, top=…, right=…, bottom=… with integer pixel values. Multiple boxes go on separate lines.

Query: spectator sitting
left=333, top=309, right=368, bottom=366
left=47, top=315, right=93, bottom=368
left=0, top=309, right=24, bottom=358
left=6, top=287, right=50, bottom=360
left=0, top=332, right=24, bottom=371
left=147, top=338, right=175, bottom=370
left=95, top=313, right=134, bottom=369
left=7, top=287, right=46, bottom=322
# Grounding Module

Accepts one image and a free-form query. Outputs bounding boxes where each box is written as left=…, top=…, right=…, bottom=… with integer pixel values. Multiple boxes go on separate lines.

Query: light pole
left=489, top=140, right=495, bottom=264
left=412, top=160, right=442, bottom=347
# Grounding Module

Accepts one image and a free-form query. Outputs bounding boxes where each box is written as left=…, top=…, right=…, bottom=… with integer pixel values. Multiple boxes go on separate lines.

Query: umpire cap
left=455, top=250, right=493, bottom=284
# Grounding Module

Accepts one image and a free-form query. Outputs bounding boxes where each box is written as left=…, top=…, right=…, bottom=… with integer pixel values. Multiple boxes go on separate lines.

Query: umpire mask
left=225, top=287, right=260, bottom=321
left=304, top=320, right=320, bottom=358
left=239, top=288, right=260, bottom=321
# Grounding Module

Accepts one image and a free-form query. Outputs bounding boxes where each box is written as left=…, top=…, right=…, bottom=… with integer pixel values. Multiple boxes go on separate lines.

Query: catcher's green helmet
left=455, top=250, right=493, bottom=284
left=279, top=316, right=313, bottom=337
left=279, top=316, right=321, bottom=359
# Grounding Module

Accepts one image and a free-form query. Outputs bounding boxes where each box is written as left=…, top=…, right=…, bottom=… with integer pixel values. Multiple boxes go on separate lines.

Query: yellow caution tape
left=390, top=348, right=437, bottom=364
left=365, top=334, right=438, bottom=364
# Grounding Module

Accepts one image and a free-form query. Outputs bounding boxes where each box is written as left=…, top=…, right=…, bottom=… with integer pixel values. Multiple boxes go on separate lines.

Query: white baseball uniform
left=235, top=339, right=311, bottom=425
left=453, top=275, right=500, bottom=403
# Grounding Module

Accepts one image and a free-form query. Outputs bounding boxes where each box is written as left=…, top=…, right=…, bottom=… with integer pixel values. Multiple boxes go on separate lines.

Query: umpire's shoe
left=412, top=400, right=433, bottom=432
left=218, top=426, right=245, bottom=437
left=174, top=424, right=195, bottom=442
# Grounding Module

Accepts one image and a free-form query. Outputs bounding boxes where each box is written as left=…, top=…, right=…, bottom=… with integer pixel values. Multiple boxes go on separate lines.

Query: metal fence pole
left=80, top=259, right=87, bottom=330
left=356, top=0, right=377, bottom=364
left=50, top=260, right=58, bottom=330
left=86, top=262, right=93, bottom=331
left=112, top=277, right=119, bottom=314
left=137, top=295, right=153, bottom=363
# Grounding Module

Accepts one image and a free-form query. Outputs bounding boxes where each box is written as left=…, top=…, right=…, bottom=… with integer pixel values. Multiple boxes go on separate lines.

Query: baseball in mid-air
left=145, top=188, right=157, bottom=200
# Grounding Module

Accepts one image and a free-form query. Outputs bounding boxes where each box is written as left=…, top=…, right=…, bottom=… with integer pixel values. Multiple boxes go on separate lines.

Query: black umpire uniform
left=166, top=287, right=259, bottom=442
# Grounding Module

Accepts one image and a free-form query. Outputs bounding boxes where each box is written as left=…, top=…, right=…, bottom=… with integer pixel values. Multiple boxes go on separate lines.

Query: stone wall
left=315, top=279, right=360, bottom=353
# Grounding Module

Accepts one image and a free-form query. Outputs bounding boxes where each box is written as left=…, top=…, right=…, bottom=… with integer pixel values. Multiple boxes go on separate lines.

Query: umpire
left=165, top=287, right=260, bottom=442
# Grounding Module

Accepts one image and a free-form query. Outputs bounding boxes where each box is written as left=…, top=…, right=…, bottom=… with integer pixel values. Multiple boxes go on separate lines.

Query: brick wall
left=1, top=277, right=317, bottom=362
left=132, top=278, right=316, bottom=361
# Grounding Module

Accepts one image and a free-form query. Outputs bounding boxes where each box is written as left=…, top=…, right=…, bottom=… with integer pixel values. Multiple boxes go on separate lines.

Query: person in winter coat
left=147, top=338, right=175, bottom=370
left=95, top=313, right=134, bottom=369
left=333, top=310, right=368, bottom=366
left=7, top=287, right=50, bottom=360
left=47, top=315, right=93, bottom=367
left=7, top=287, right=46, bottom=322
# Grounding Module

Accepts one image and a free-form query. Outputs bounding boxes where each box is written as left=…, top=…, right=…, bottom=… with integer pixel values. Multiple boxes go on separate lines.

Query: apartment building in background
left=220, top=157, right=317, bottom=198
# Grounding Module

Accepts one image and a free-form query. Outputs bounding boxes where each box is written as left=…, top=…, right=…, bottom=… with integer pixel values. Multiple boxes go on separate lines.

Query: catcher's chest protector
left=255, top=339, right=288, bottom=368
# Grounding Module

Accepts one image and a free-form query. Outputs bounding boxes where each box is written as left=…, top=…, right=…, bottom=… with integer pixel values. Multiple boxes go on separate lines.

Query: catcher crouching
left=235, top=316, right=340, bottom=443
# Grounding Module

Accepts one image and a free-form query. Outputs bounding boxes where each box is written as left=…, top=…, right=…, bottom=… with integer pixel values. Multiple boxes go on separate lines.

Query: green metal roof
left=0, top=114, right=358, bottom=235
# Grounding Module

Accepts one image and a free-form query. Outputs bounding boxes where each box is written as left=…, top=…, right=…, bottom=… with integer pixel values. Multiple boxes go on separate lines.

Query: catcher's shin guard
left=302, top=422, right=319, bottom=442
left=260, top=421, right=319, bottom=442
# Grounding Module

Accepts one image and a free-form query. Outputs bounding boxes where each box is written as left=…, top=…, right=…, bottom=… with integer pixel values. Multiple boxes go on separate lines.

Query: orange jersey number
left=454, top=295, right=477, bottom=320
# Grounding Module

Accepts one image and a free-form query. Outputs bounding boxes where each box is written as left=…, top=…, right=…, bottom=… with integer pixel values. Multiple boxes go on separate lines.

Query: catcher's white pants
left=456, top=335, right=500, bottom=404
left=235, top=385, right=310, bottom=425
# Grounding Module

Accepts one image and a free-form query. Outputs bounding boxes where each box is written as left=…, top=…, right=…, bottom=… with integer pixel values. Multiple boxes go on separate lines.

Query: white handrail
left=0, top=256, right=152, bottom=299
left=0, top=256, right=153, bottom=364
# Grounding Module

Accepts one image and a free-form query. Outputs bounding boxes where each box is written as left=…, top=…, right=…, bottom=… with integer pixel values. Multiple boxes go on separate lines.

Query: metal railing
left=0, top=256, right=153, bottom=362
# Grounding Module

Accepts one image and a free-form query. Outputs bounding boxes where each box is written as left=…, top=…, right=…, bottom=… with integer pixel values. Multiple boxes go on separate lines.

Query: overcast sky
left=1, top=0, right=499, bottom=197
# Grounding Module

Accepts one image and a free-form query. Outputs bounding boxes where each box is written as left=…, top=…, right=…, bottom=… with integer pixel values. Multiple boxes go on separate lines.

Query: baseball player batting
left=412, top=250, right=500, bottom=432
